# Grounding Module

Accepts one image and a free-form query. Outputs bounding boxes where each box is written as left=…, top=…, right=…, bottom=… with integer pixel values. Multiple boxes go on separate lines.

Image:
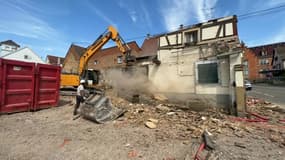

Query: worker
left=74, top=79, right=86, bottom=115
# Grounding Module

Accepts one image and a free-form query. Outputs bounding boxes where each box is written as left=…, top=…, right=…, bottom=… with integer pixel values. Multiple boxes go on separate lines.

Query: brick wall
left=87, top=41, right=141, bottom=70
left=243, top=48, right=258, bottom=81
left=62, top=44, right=86, bottom=74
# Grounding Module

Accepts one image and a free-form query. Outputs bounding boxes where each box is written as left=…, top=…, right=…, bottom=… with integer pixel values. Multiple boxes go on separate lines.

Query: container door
left=33, top=64, right=60, bottom=110
left=0, top=59, right=35, bottom=113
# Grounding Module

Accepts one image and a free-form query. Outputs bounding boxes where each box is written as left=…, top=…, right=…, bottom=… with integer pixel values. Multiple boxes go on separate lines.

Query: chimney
left=146, top=33, right=150, bottom=39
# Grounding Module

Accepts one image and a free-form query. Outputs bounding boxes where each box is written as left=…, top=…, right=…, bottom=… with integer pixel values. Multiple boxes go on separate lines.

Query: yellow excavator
left=61, top=26, right=133, bottom=88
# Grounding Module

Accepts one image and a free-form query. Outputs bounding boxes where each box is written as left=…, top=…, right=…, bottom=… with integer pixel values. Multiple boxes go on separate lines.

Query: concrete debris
left=166, top=112, right=176, bottom=115
left=145, top=121, right=157, bottom=129
left=155, top=104, right=171, bottom=112
left=152, top=93, right=168, bottom=101
left=148, top=118, right=158, bottom=123
left=96, top=92, right=285, bottom=149
left=201, top=116, right=207, bottom=121
left=234, top=142, right=246, bottom=148
left=128, top=150, right=138, bottom=158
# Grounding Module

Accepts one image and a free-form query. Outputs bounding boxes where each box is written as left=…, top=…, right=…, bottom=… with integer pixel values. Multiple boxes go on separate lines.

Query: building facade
left=147, top=15, right=243, bottom=108
left=243, top=42, right=285, bottom=81
left=0, top=40, right=20, bottom=57
left=1, top=47, right=45, bottom=64
left=62, top=42, right=141, bottom=74
left=46, top=55, right=65, bottom=66
left=87, top=41, right=141, bottom=70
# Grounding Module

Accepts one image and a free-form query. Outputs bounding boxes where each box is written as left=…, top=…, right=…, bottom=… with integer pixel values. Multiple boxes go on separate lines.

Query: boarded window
left=185, top=31, right=198, bottom=46
left=198, top=63, right=218, bottom=83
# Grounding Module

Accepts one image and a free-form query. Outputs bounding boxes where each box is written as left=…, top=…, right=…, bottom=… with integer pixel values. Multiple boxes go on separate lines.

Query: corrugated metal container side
left=0, top=59, right=3, bottom=108
left=33, top=63, right=61, bottom=110
left=0, top=58, right=35, bottom=113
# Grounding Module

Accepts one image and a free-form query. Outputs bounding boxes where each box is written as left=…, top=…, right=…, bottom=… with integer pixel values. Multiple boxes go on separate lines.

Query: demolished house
left=144, top=15, right=244, bottom=112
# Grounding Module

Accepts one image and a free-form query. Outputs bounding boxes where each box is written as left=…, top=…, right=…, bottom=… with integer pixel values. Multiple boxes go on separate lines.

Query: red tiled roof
left=46, top=55, right=65, bottom=65
left=92, top=41, right=141, bottom=57
left=139, top=37, right=158, bottom=57
left=0, top=40, right=20, bottom=48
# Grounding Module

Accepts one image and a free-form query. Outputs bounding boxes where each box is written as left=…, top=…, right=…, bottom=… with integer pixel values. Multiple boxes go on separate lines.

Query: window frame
left=196, top=60, right=219, bottom=84
left=117, top=55, right=123, bottom=64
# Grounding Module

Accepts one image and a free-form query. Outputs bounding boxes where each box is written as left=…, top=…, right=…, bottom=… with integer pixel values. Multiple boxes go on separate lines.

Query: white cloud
left=117, top=0, right=138, bottom=23
left=161, top=0, right=218, bottom=31
left=130, top=11, right=137, bottom=23
left=0, top=1, right=61, bottom=40
left=139, top=1, right=152, bottom=29
left=86, top=1, right=117, bottom=26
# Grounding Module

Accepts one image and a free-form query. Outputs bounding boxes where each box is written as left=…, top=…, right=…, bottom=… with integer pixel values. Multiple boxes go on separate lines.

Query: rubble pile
left=246, top=97, right=285, bottom=124
left=107, top=92, right=285, bottom=142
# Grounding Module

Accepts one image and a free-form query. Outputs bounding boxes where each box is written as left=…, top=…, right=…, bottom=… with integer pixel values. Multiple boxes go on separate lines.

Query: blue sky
left=0, top=0, right=285, bottom=59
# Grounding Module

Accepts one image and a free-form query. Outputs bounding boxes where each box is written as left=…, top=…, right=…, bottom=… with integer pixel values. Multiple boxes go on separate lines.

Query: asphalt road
left=247, top=83, right=285, bottom=107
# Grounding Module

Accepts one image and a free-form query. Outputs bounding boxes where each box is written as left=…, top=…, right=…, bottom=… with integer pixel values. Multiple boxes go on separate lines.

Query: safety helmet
left=80, top=80, right=85, bottom=84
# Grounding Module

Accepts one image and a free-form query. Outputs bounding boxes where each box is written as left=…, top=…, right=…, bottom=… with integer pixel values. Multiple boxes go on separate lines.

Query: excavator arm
left=78, top=26, right=131, bottom=75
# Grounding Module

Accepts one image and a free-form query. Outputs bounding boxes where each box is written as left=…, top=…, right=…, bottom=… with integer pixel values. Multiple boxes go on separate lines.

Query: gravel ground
left=0, top=95, right=284, bottom=160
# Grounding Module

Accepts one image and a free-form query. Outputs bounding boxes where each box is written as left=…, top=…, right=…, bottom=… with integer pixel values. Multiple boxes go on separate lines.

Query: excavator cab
left=124, top=50, right=136, bottom=65
left=81, top=69, right=100, bottom=86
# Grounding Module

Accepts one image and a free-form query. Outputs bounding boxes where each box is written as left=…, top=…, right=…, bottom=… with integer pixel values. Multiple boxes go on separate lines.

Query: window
left=243, top=61, right=249, bottom=76
left=184, top=31, right=198, bottom=46
left=259, top=58, right=269, bottom=65
left=260, top=50, right=267, bottom=56
left=94, top=60, right=98, bottom=65
left=117, top=55, right=123, bottom=64
left=24, top=55, right=28, bottom=59
left=197, top=62, right=218, bottom=84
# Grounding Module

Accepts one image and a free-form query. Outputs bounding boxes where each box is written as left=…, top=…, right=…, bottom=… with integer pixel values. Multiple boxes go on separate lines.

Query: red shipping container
left=0, top=59, right=2, bottom=106
left=33, top=63, right=61, bottom=110
left=0, top=58, right=61, bottom=114
left=0, top=59, right=35, bottom=113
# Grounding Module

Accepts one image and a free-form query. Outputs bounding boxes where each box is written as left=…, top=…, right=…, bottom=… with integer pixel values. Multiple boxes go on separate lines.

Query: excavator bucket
left=80, top=94, right=126, bottom=123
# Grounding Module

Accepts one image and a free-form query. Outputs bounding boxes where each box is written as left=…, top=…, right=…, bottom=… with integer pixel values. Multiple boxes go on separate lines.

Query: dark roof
left=93, top=41, right=141, bottom=57
left=46, top=55, right=65, bottom=65
left=249, top=42, right=285, bottom=57
left=153, top=15, right=237, bottom=37
left=250, top=42, right=285, bottom=49
left=139, top=37, right=158, bottom=57
left=0, top=40, right=20, bottom=48
left=71, top=44, right=87, bottom=58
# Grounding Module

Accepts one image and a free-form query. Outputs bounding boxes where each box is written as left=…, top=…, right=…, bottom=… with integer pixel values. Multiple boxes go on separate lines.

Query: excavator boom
left=78, top=26, right=131, bottom=75
left=60, top=26, right=132, bottom=88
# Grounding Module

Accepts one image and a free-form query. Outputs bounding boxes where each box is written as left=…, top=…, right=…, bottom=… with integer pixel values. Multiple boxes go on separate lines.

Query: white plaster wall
left=229, top=52, right=244, bottom=106
left=2, top=47, right=45, bottom=64
left=201, top=26, right=219, bottom=40
left=225, top=23, right=234, bottom=36
left=149, top=48, right=200, bottom=93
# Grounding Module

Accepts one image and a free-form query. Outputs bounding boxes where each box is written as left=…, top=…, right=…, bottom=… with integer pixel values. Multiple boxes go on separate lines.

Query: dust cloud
left=101, top=67, right=155, bottom=95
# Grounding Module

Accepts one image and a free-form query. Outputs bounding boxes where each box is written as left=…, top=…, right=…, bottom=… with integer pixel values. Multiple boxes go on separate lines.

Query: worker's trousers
left=74, top=95, right=83, bottom=115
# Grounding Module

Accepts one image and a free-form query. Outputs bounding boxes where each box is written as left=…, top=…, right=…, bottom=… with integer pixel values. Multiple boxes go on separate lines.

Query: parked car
left=244, top=80, right=252, bottom=90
